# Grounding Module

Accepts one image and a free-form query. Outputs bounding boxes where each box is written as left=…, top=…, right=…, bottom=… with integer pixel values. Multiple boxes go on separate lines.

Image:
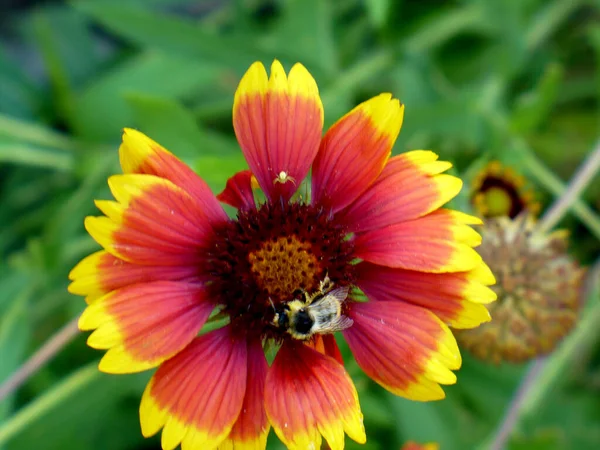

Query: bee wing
left=309, top=290, right=353, bottom=334
left=314, top=315, right=354, bottom=334
left=325, top=286, right=350, bottom=304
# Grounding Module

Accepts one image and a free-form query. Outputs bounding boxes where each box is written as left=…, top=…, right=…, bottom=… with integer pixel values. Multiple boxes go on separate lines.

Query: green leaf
left=125, top=93, right=205, bottom=158
left=509, top=430, right=564, bottom=450
left=321, top=51, right=393, bottom=127
left=0, top=281, right=33, bottom=422
left=23, top=6, right=104, bottom=119
left=0, top=114, right=77, bottom=152
left=391, top=396, right=462, bottom=450
left=402, top=96, right=486, bottom=148
left=520, top=300, right=600, bottom=425
left=525, top=0, right=584, bottom=51
left=364, top=0, right=391, bottom=29
left=73, top=0, right=298, bottom=74
left=401, top=3, right=490, bottom=53
left=269, top=0, right=338, bottom=75
left=452, top=354, right=524, bottom=423
left=510, top=64, right=563, bottom=133
left=0, top=47, right=40, bottom=119
left=0, top=139, right=73, bottom=172
left=69, top=52, right=221, bottom=140
left=518, top=392, right=600, bottom=449
left=193, top=153, right=248, bottom=192
left=357, top=390, right=395, bottom=429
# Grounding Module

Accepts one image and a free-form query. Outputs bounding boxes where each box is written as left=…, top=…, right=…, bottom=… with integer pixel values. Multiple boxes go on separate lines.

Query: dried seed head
left=456, top=214, right=586, bottom=364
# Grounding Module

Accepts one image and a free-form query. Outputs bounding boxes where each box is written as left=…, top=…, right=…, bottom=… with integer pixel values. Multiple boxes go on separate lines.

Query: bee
left=272, top=276, right=353, bottom=340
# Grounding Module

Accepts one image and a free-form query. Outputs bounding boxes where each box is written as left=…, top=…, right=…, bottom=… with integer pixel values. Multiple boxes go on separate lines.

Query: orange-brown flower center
left=248, top=236, right=319, bottom=297
left=206, top=202, right=355, bottom=340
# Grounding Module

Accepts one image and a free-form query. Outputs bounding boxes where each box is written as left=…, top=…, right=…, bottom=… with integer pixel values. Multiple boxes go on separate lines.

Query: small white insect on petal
left=273, top=171, right=296, bottom=185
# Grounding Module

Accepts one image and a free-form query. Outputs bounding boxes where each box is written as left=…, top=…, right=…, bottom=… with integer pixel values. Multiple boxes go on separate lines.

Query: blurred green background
left=1, top=0, right=599, bottom=449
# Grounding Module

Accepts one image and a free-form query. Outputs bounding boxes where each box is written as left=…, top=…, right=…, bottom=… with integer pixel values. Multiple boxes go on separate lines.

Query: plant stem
left=536, top=141, right=600, bottom=234
left=486, top=359, right=547, bottom=450
left=0, top=316, right=80, bottom=403
left=520, top=141, right=600, bottom=240
left=0, top=363, right=100, bottom=445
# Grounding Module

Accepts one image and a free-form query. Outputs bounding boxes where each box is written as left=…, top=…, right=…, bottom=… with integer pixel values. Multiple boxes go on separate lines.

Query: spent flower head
left=456, top=214, right=585, bottom=364
left=69, top=60, right=495, bottom=450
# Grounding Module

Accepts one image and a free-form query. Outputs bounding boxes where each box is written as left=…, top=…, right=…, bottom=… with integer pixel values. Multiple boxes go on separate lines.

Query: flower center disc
left=248, top=235, right=318, bottom=296
left=206, top=202, right=355, bottom=340
left=474, top=175, right=525, bottom=218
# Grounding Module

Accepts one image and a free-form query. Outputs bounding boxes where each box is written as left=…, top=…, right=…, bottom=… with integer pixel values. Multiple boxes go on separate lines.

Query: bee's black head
left=292, top=309, right=314, bottom=336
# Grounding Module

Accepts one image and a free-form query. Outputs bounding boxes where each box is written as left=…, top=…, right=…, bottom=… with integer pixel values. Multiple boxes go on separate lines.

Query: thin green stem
left=0, top=316, right=81, bottom=403
left=0, top=363, right=101, bottom=445
left=537, top=141, right=600, bottom=234
left=482, top=359, right=547, bottom=450
left=519, top=142, right=600, bottom=240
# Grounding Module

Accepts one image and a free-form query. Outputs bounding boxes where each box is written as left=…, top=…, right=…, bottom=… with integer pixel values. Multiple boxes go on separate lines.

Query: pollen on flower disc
left=248, top=235, right=318, bottom=296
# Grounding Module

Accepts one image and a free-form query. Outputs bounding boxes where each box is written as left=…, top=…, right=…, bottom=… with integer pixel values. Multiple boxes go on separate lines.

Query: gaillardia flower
left=69, top=60, right=495, bottom=450
left=471, top=160, right=540, bottom=219
left=456, top=214, right=585, bottom=364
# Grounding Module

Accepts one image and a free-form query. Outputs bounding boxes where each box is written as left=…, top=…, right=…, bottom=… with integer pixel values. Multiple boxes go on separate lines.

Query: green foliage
left=0, top=0, right=599, bottom=449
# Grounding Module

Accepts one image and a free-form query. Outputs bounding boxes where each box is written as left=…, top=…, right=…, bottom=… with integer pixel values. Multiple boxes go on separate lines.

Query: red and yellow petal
left=265, top=341, right=365, bottom=450
left=338, top=151, right=462, bottom=232
left=216, top=170, right=256, bottom=211
left=344, top=301, right=461, bottom=401
left=218, top=338, right=269, bottom=450
left=119, top=128, right=227, bottom=224
left=354, top=209, right=483, bottom=273
left=356, top=261, right=496, bottom=329
left=233, top=60, right=323, bottom=203
left=312, top=94, right=404, bottom=213
left=306, top=334, right=344, bottom=365
left=140, top=328, right=247, bottom=450
left=401, top=442, right=440, bottom=450
left=68, top=250, right=200, bottom=303
left=86, top=174, right=213, bottom=266
left=78, top=281, right=213, bottom=374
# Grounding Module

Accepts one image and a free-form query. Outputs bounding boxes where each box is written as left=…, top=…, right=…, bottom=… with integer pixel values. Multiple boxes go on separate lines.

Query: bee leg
left=319, top=274, right=334, bottom=293
left=291, top=287, right=309, bottom=303
left=303, top=291, right=312, bottom=304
